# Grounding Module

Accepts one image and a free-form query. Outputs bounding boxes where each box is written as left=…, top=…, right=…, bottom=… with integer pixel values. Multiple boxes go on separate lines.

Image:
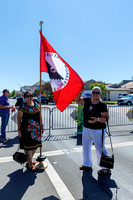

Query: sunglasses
left=26, top=95, right=33, bottom=98
left=92, top=91, right=100, bottom=94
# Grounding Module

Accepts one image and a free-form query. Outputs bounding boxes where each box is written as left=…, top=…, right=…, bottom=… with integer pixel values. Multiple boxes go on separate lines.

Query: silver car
left=117, top=94, right=133, bottom=106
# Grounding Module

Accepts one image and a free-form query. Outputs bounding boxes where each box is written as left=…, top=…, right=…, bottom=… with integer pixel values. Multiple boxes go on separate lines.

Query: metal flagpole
left=35, top=21, right=48, bottom=170
left=39, top=21, right=43, bottom=157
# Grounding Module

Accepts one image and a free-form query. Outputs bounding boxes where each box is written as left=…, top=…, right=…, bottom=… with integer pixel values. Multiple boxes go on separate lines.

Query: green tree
left=89, top=82, right=106, bottom=94
left=42, top=82, right=54, bottom=102
left=10, top=90, right=16, bottom=97
left=42, top=82, right=52, bottom=96
left=34, top=89, right=40, bottom=97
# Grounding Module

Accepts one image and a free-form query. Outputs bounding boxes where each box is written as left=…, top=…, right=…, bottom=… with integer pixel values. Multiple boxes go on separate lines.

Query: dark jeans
left=0, top=112, right=9, bottom=138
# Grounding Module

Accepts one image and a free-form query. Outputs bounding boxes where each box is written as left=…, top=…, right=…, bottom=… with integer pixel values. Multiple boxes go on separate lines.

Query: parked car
left=117, top=94, right=133, bottom=106
left=118, top=93, right=128, bottom=98
left=38, top=96, right=49, bottom=104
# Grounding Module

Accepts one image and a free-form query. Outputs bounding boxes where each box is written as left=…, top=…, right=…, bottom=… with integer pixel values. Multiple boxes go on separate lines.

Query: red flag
left=40, top=31, right=85, bottom=112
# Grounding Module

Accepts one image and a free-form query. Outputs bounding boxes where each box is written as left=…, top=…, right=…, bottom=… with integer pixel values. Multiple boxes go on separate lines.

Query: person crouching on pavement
left=76, top=86, right=111, bottom=175
left=0, top=89, right=15, bottom=142
left=17, top=91, right=44, bottom=172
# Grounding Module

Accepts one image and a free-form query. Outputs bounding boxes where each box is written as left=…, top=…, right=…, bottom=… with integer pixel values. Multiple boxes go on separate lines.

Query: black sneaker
left=79, top=165, right=92, bottom=171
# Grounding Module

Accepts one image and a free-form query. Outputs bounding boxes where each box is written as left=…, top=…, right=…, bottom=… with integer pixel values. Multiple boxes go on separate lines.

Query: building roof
left=32, top=80, right=45, bottom=87
left=106, top=85, right=130, bottom=91
left=122, top=81, right=133, bottom=89
left=119, top=80, right=133, bottom=86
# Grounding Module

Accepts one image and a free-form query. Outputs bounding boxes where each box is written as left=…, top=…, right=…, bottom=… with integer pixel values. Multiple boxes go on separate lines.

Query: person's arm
left=17, top=110, right=23, bottom=138
left=75, top=87, right=85, bottom=106
left=0, top=104, right=15, bottom=110
left=100, top=112, right=109, bottom=122
left=88, top=104, right=109, bottom=124
left=88, top=112, right=109, bottom=124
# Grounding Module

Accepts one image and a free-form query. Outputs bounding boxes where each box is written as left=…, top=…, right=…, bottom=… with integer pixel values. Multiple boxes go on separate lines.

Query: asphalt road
left=0, top=127, right=133, bottom=200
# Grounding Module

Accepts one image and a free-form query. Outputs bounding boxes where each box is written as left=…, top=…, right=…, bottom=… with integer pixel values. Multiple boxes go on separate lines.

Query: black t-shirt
left=15, top=97, right=23, bottom=107
left=83, top=98, right=108, bottom=129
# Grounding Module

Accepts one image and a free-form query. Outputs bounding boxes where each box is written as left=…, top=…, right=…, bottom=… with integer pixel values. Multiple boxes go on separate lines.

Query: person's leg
left=26, top=150, right=33, bottom=168
left=0, top=113, right=2, bottom=138
left=5, top=113, right=10, bottom=139
left=32, top=149, right=37, bottom=164
left=92, top=129, right=108, bottom=167
left=32, top=149, right=36, bottom=157
left=82, top=127, right=93, bottom=167
left=92, top=129, right=111, bottom=174
left=26, top=149, right=37, bottom=170
left=5, top=113, right=9, bottom=127
left=1, top=113, right=7, bottom=139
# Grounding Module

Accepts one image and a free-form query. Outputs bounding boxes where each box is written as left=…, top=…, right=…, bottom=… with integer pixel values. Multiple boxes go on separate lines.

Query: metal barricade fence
left=0, top=106, right=77, bottom=134
left=6, top=111, right=18, bottom=132
left=51, top=106, right=77, bottom=130
left=0, top=107, right=51, bottom=134
left=41, top=107, right=51, bottom=131
left=1, top=105, right=133, bottom=135
left=108, top=105, right=133, bottom=126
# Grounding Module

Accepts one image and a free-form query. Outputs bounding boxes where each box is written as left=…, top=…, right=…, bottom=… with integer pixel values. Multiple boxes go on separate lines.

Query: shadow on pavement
left=42, top=196, right=60, bottom=200
left=41, top=133, right=82, bottom=146
left=82, top=170, right=118, bottom=200
left=0, top=169, right=37, bottom=200
left=0, top=136, right=19, bottom=148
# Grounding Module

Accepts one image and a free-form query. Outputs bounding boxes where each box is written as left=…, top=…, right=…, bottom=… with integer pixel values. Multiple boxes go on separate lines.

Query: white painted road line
left=0, top=141, right=133, bottom=164
left=46, top=158, right=75, bottom=200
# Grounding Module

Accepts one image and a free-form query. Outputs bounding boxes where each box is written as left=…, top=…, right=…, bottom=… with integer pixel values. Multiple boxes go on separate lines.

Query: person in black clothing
left=17, top=91, right=44, bottom=172
left=15, top=90, right=26, bottom=108
left=76, top=86, right=111, bottom=175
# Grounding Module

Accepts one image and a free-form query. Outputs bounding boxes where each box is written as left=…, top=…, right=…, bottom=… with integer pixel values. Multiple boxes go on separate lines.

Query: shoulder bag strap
left=106, top=120, right=114, bottom=156
left=101, top=121, right=114, bottom=156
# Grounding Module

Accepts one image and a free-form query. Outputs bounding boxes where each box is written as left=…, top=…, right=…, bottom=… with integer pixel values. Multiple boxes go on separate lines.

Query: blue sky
left=0, top=0, right=133, bottom=92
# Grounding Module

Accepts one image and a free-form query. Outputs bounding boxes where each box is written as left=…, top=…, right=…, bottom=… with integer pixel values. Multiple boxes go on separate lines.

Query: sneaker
left=79, top=165, right=92, bottom=171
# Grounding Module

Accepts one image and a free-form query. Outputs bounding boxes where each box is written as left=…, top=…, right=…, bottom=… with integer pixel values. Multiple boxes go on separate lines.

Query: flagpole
left=39, top=21, right=43, bottom=157
left=35, top=21, right=47, bottom=170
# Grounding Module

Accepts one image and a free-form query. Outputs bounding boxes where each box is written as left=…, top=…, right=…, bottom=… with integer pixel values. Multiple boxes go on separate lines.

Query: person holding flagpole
left=76, top=86, right=111, bottom=175
left=17, top=91, right=44, bottom=172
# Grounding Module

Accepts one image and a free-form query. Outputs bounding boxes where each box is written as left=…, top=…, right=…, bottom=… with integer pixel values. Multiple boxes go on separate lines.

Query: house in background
left=103, top=85, right=130, bottom=101
left=84, top=79, right=133, bottom=101
left=20, top=85, right=31, bottom=92
left=20, top=80, right=45, bottom=93
left=104, top=80, right=133, bottom=101
left=119, top=80, right=133, bottom=86
left=19, top=79, right=133, bottom=101
left=121, top=81, right=133, bottom=93
left=30, top=80, right=45, bottom=93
